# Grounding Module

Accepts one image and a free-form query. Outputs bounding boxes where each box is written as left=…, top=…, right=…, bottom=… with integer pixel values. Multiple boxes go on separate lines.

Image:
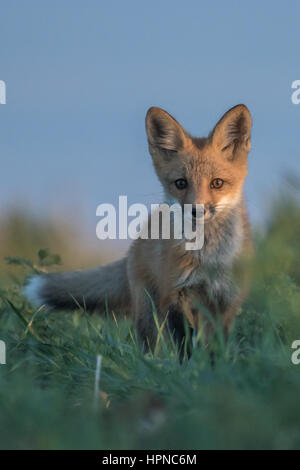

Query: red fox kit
left=25, top=104, right=253, bottom=353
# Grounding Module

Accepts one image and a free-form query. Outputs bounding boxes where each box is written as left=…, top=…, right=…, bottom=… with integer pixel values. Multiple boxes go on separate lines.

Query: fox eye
left=175, top=178, right=187, bottom=190
left=210, top=178, right=224, bottom=189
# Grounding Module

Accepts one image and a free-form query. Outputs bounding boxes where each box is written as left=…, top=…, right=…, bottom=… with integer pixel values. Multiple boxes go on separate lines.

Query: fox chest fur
left=174, top=205, right=245, bottom=289
left=171, top=203, right=249, bottom=329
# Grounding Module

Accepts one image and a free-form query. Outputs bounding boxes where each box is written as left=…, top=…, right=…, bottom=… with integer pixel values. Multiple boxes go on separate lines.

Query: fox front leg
left=133, top=285, right=192, bottom=357
left=132, top=284, right=160, bottom=351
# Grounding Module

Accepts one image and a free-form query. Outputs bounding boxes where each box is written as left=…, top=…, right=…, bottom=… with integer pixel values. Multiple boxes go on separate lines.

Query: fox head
left=146, top=104, right=252, bottom=222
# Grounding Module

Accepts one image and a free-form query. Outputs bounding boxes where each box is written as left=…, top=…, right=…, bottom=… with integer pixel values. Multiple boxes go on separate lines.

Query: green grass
left=1, top=197, right=300, bottom=450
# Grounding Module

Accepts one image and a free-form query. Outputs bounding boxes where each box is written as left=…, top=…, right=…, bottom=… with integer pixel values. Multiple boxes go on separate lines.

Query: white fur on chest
left=174, top=213, right=244, bottom=291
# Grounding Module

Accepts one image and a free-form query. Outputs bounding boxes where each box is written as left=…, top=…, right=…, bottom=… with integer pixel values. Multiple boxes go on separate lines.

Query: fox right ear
left=211, top=104, right=252, bottom=158
left=145, top=107, right=187, bottom=153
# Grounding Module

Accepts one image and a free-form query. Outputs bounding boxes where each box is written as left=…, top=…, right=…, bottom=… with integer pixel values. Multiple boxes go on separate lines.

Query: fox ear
left=145, top=107, right=187, bottom=153
left=211, top=104, right=252, bottom=158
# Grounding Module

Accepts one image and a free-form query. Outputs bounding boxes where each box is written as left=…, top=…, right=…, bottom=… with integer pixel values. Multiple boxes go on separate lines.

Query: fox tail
left=23, top=258, right=130, bottom=313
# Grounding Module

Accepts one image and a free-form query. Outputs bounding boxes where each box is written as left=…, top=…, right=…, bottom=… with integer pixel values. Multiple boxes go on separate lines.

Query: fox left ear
left=211, top=104, right=252, bottom=158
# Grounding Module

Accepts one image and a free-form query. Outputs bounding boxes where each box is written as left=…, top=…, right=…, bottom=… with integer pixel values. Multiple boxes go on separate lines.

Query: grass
left=1, top=196, right=300, bottom=450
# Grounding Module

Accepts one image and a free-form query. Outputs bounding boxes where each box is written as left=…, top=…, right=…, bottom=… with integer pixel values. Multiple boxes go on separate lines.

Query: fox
left=24, top=104, right=253, bottom=354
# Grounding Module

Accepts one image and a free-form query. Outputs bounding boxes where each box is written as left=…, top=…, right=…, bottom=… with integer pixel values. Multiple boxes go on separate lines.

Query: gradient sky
left=1, top=1, right=300, bottom=250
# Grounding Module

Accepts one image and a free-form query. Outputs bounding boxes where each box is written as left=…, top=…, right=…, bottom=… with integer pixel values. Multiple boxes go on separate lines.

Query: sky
left=1, top=1, right=300, bottom=252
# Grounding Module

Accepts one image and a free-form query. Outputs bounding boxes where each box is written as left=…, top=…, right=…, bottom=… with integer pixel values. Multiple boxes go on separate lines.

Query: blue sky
left=1, top=1, right=300, bottom=250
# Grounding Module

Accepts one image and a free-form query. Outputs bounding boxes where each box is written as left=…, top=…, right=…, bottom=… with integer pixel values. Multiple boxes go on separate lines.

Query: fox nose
left=192, top=206, right=206, bottom=218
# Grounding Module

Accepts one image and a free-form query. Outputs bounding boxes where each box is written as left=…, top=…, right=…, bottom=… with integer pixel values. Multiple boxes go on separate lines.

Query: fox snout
left=182, top=203, right=214, bottom=225
left=192, top=203, right=215, bottom=221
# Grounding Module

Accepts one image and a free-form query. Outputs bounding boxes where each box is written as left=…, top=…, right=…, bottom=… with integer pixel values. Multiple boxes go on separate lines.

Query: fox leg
left=168, top=306, right=193, bottom=360
left=132, top=283, right=160, bottom=351
left=196, top=287, right=243, bottom=346
left=132, top=283, right=193, bottom=357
